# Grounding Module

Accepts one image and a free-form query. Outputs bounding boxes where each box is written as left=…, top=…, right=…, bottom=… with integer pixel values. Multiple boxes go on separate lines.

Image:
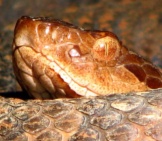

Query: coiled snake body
left=1, top=16, right=162, bottom=140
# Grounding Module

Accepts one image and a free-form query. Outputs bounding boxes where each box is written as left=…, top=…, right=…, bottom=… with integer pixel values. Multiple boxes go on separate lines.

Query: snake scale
left=1, top=16, right=162, bottom=141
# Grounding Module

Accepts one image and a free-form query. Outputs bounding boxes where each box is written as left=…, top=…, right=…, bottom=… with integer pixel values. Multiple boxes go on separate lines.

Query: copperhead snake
left=1, top=16, right=162, bottom=140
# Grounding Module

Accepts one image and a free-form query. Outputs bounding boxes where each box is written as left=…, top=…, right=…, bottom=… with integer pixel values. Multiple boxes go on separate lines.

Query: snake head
left=13, top=16, right=162, bottom=99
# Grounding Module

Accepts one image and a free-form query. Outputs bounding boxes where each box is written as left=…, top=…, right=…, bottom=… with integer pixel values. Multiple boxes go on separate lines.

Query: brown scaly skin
left=1, top=90, right=162, bottom=141
left=13, top=16, right=162, bottom=99
left=3, top=16, right=161, bottom=140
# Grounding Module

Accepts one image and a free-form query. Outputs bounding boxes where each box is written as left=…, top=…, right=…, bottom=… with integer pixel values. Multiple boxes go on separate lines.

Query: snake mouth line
left=49, top=61, right=98, bottom=97
left=13, top=45, right=98, bottom=98
left=13, top=45, right=151, bottom=98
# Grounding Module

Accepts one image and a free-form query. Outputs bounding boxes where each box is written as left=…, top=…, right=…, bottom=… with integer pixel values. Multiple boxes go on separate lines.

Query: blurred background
left=0, top=0, right=162, bottom=96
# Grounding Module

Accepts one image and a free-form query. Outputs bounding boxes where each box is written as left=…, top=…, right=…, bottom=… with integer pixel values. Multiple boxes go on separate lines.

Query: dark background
left=0, top=0, right=162, bottom=97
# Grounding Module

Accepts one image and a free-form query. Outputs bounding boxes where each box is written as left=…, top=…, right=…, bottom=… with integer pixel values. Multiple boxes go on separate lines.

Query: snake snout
left=13, top=16, right=47, bottom=52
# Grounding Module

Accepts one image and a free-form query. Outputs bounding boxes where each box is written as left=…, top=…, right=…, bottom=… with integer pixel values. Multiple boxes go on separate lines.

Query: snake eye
left=93, top=36, right=120, bottom=61
left=68, top=45, right=81, bottom=57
